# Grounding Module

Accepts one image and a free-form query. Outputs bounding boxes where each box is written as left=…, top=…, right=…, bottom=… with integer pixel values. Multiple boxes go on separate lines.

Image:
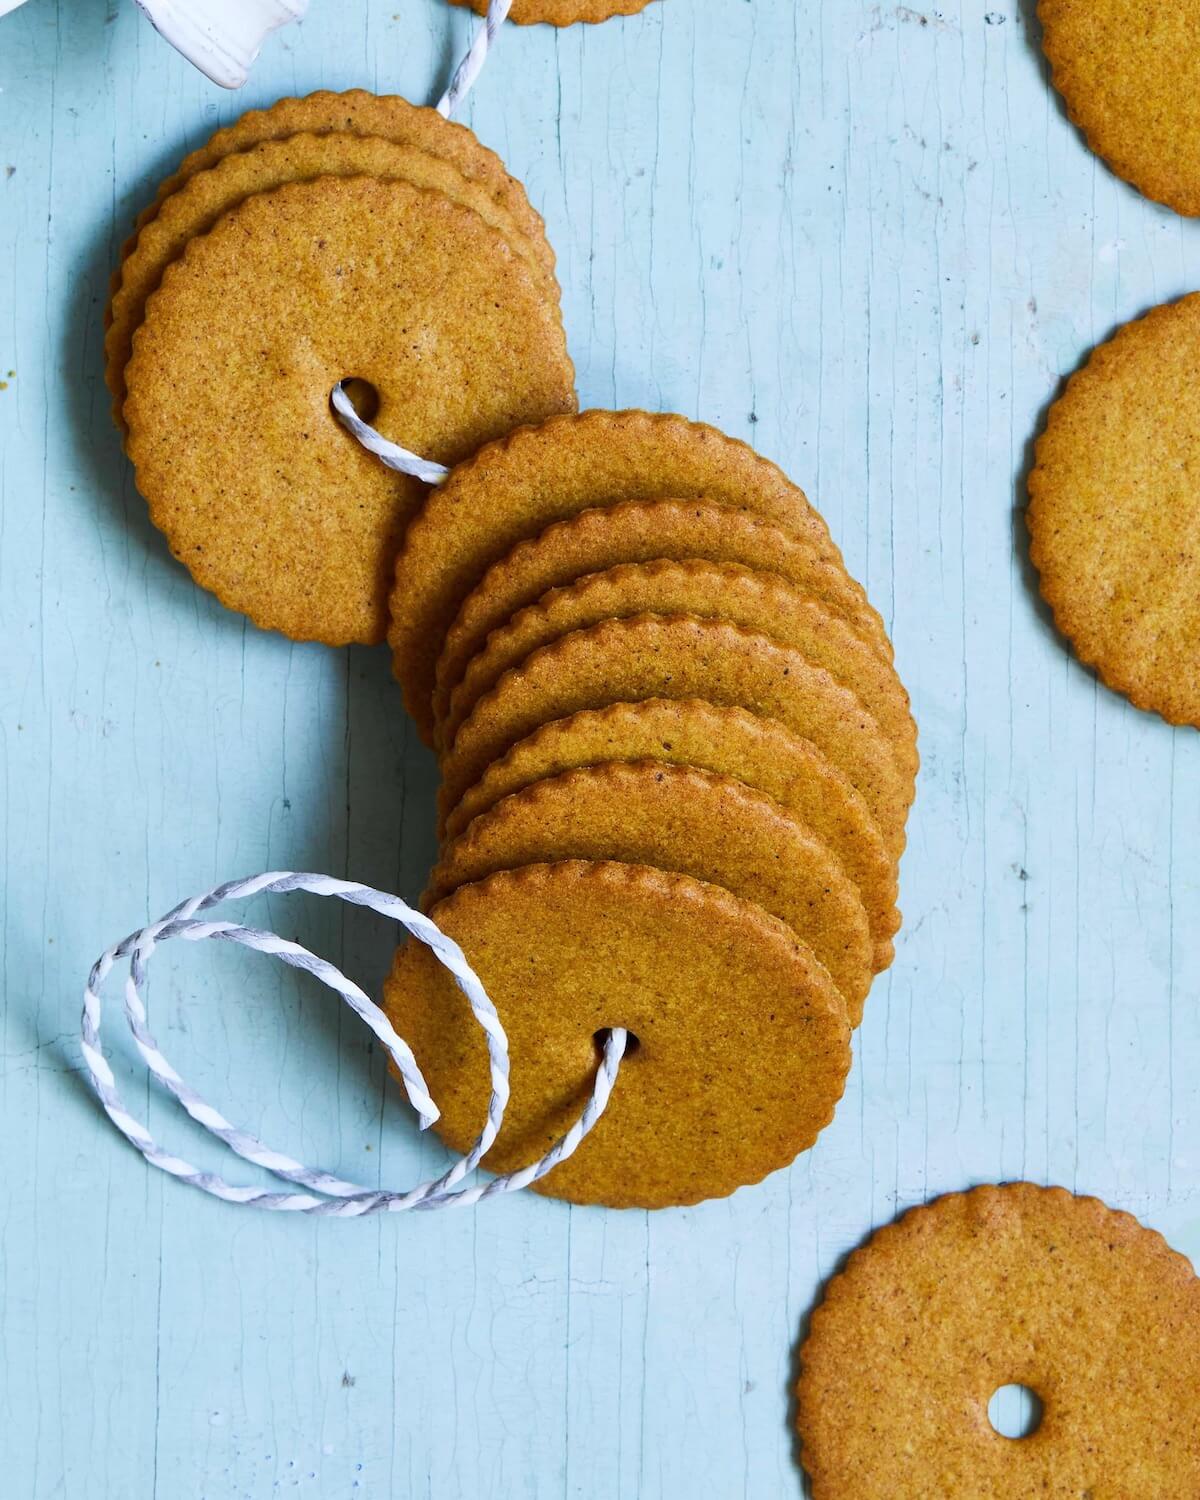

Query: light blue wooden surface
left=3, top=1, right=1200, bottom=1494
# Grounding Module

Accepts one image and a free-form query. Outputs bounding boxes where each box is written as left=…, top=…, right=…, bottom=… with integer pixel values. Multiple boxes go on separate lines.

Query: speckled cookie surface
left=796, top=1182, right=1200, bottom=1498
left=439, top=615, right=912, bottom=857
left=429, top=761, right=875, bottom=1022
left=449, top=0, right=656, bottom=23
left=1039, top=0, right=1200, bottom=216
left=389, top=410, right=841, bottom=739
left=1028, top=294, right=1200, bottom=724
left=382, top=861, right=851, bottom=1207
left=123, top=175, right=576, bottom=646
left=438, top=561, right=917, bottom=774
left=107, top=132, right=558, bottom=432
left=123, top=90, right=546, bottom=266
left=442, top=698, right=900, bottom=969
left=433, top=498, right=891, bottom=730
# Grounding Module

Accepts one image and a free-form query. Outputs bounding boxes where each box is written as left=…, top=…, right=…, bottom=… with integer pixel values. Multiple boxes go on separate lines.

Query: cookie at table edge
left=383, top=859, right=852, bottom=1208
left=426, top=759, right=875, bottom=1023
left=1027, top=292, right=1200, bottom=725
left=1039, top=0, right=1200, bottom=217
left=123, top=174, right=576, bottom=646
left=796, top=1181, right=1200, bottom=1498
left=389, top=408, right=843, bottom=739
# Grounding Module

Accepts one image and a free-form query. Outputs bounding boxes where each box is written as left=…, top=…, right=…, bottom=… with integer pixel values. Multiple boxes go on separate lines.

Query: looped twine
left=81, top=871, right=627, bottom=1215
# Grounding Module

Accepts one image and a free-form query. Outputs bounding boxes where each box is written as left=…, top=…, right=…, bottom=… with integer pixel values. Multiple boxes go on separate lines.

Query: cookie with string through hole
left=383, top=860, right=852, bottom=1208
left=122, top=173, right=576, bottom=646
left=106, top=131, right=562, bottom=438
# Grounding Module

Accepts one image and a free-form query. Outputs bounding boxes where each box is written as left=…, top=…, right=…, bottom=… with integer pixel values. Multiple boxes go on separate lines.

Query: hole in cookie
left=987, top=1384, right=1043, bottom=1440
left=340, top=377, right=380, bottom=424
left=594, top=1027, right=641, bottom=1059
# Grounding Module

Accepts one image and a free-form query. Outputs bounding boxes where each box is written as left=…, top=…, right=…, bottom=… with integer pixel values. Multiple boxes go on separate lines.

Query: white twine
left=81, top=871, right=627, bottom=1215
left=437, top=0, right=514, bottom=119
left=330, top=383, right=450, bottom=485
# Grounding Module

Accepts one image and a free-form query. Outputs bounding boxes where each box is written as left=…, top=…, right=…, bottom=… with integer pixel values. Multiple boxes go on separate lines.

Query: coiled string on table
left=81, top=871, right=627, bottom=1215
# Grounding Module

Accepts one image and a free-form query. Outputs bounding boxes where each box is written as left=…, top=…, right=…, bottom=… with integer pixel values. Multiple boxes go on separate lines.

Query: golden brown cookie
left=383, top=861, right=852, bottom=1207
left=449, top=0, right=657, bottom=24
left=107, top=132, right=559, bottom=434
left=796, top=1182, right=1200, bottom=1497
left=1028, top=293, right=1200, bottom=725
left=428, top=761, right=875, bottom=1021
left=123, top=175, right=576, bottom=646
left=122, top=90, right=548, bottom=272
left=433, top=499, right=893, bottom=731
left=439, top=615, right=913, bottom=857
left=1040, top=1, right=1200, bottom=216
left=438, top=561, right=917, bottom=773
left=441, top=698, right=900, bottom=969
left=389, top=410, right=843, bottom=739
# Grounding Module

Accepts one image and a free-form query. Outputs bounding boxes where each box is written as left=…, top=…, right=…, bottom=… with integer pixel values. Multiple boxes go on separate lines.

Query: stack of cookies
left=107, top=91, right=577, bottom=646
left=384, top=410, right=917, bottom=1207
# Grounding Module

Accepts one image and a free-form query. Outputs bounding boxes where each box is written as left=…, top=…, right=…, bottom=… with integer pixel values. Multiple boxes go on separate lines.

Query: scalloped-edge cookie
left=428, top=760, right=875, bottom=1022
left=107, top=131, right=559, bottom=434
left=118, top=89, right=546, bottom=269
left=123, top=174, right=576, bottom=646
left=389, top=409, right=842, bottom=740
left=441, top=698, right=900, bottom=969
left=439, top=614, right=912, bottom=856
left=438, top=560, right=917, bottom=771
left=1040, top=0, right=1200, bottom=216
left=1028, top=293, right=1200, bottom=724
left=796, top=1182, right=1200, bottom=1496
left=433, top=498, right=893, bottom=733
left=383, top=860, right=851, bottom=1207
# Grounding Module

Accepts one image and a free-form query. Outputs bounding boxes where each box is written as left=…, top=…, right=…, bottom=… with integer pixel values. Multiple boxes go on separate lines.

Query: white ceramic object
left=133, top=0, right=310, bottom=90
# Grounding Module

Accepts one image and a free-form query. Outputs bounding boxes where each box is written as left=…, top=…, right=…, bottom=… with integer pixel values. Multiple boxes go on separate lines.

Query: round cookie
left=107, top=132, right=559, bottom=433
left=383, top=861, right=852, bottom=1207
left=122, top=90, right=548, bottom=273
left=389, top=410, right=843, bottom=739
left=1028, top=294, right=1200, bottom=725
left=441, top=698, right=901, bottom=969
left=438, top=560, right=917, bottom=772
left=796, top=1182, right=1200, bottom=1497
left=428, top=761, right=875, bottom=1022
left=1040, top=1, right=1200, bottom=217
left=439, top=615, right=913, bottom=858
left=123, top=174, right=576, bottom=646
left=433, top=498, right=893, bottom=730
left=449, top=0, right=657, bottom=24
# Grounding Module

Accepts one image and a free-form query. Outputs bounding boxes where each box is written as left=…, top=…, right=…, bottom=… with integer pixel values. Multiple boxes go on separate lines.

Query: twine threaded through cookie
left=331, top=383, right=451, bottom=485
left=81, top=871, right=627, bottom=1215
